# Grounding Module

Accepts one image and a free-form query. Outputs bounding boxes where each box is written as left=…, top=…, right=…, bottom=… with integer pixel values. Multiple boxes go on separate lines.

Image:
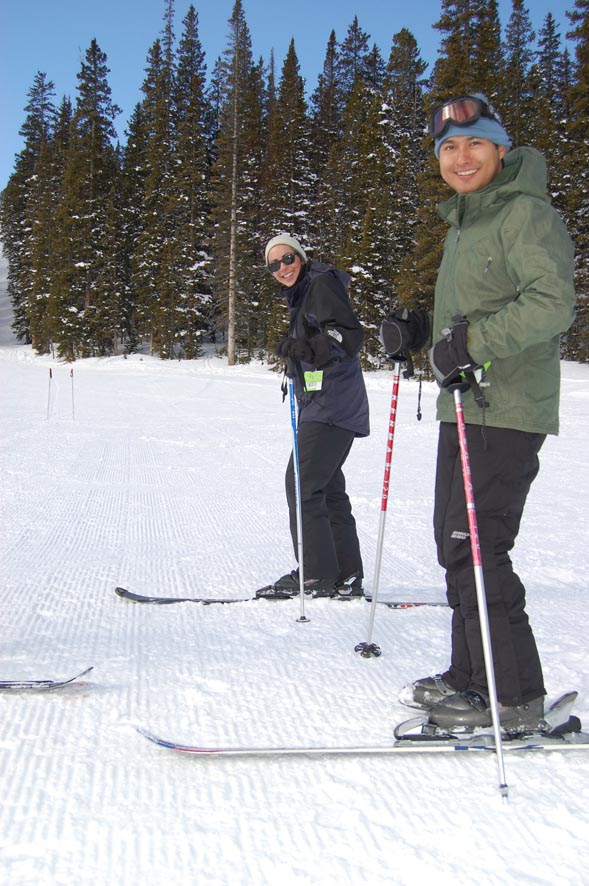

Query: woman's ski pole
left=355, top=361, right=402, bottom=657
left=451, top=380, right=508, bottom=801
left=288, top=375, right=309, bottom=624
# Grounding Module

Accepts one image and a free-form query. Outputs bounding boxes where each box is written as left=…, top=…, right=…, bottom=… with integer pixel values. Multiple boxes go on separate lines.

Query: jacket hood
left=438, top=147, right=549, bottom=225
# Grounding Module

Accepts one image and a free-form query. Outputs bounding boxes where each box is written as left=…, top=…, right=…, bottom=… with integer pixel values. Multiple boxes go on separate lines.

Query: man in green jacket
left=380, top=94, right=576, bottom=731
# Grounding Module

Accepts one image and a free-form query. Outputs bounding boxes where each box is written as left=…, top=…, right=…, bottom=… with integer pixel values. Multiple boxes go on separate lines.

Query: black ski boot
left=319, top=575, right=364, bottom=599
left=256, top=571, right=338, bottom=599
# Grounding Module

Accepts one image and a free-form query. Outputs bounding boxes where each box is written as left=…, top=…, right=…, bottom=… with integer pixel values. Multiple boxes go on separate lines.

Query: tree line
left=1, top=0, right=587, bottom=366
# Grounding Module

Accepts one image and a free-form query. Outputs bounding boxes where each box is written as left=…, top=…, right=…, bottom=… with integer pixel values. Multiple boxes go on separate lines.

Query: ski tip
left=0, top=665, right=94, bottom=691
left=74, top=666, right=94, bottom=679
left=135, top=725, right=198, bottom=753
left=550, top=690, right=578, bottom=707
left=135, top=725, right=169, bottom=747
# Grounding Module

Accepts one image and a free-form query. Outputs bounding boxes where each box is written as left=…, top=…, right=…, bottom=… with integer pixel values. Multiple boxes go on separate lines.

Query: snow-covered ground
left=0, top=256, right=588, bottom=885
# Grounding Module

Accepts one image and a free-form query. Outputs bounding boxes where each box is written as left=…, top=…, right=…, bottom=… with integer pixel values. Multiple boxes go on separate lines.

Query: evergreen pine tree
left=24, top=139, right=59, bottom=353
left=350, top=29, right=428, bottom=365
left=48, top=39, right=121, bottom=359
left=564, top=0, right=589, bottom=360
left=432, top=0, right=489, bottom=97
left=500, top=0, right=537, bottom=145
left=90, top=170, right=127, bottom=355
left=208, top=0, right=263, bottom=364
left=263, top=40, right=313, bottom=237
left=119, top=102, right=150, bottom=352
left=318, top=74, right=377, bottom=265
left=131, top=1, right=182, bottom=359
left=168, top=3, right=212, bottom=359
left=309, top=32, right=341, bottom=176
left=337, top=16, right=373, bottom=99
left=538, top=12, right=568, bottom=110
left=308, top=31, right=342, bottom=256
left=0, top=72, right=56, bottom=345
left=531, top=14, right=569, bottom=212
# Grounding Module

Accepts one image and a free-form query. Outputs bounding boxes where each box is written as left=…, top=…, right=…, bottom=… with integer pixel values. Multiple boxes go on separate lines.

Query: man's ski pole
left=288, top=375, right=309, bottom=624
left=355, top=361, right=401, bottom=657
left=451, top=380, right=508, bottom=801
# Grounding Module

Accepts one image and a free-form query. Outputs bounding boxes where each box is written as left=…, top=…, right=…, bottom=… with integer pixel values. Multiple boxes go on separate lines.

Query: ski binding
left=394, top=691, right=582, bottom=743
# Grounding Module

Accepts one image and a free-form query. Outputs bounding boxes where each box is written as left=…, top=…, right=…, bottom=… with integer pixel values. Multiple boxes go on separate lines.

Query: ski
left=115, top=586, right=447, bottom=608
left=0, top=666, right=93, bottom=692
left=135, top=690, right=587, bottom=758
left=115, top=587, right=255, bottom=605
left=134, top=723, right=589, bottom=758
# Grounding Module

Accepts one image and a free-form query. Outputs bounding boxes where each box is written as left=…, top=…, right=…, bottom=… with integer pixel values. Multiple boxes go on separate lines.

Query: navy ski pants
left=285, top=421, right=363, bottom=581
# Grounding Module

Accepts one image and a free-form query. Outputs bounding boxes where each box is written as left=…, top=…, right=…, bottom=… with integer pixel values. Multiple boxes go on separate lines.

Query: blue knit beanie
left=434, top=94, right=512, bottom=158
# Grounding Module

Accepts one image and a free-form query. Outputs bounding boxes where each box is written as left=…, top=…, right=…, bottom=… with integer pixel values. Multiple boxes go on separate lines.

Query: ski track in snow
left=0, top=260, right=588, bottom=885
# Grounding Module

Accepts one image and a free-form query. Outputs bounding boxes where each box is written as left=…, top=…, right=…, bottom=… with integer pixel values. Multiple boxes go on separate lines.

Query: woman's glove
left=276, top=333, right=333, bottom=368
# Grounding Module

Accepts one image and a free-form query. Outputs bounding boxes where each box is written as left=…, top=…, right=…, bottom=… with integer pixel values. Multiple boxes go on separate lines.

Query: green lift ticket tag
left=304, top=370, right=324, bottom=391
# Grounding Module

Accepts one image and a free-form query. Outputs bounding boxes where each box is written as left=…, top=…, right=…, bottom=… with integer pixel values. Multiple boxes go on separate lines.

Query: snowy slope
left=0, top=265, right=588, bottom=886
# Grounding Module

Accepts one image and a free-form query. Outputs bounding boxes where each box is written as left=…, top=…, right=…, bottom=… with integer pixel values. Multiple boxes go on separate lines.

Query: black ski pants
left=285, top=421, right=363, bottom=581
left=434, top=422, right=546, bottom=706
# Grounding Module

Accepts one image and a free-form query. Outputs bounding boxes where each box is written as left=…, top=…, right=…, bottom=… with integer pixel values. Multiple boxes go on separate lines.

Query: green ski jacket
left=433, top=146, right=576, bottom=435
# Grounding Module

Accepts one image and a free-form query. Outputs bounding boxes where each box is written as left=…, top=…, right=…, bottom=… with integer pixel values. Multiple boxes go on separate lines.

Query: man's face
left=267, top=245, right=303, bottom=288
left=438, top=135, right=507, bottom=194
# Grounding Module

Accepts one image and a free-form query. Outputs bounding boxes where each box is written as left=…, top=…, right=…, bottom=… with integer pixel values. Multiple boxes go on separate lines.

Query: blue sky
left=0, top=0, right=574, bottom=190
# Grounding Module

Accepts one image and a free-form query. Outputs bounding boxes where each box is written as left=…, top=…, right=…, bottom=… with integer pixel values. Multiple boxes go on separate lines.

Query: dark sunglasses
left=429, top=95, right=503, bottom=139
left=268, top=252, right=298, bottom=273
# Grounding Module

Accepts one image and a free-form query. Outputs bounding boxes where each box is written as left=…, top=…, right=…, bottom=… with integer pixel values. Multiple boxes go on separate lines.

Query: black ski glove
left=276, top=337, right=313, bottom=362
left=428, top=318, right=480, bottom=388
left=276, top=333, right=333, bottom=368
left=379, top=308, right=430, bottom=361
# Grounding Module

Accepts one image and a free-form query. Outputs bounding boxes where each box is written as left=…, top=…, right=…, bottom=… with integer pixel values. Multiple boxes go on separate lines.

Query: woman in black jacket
left=262, top=234, right=369, bottom=598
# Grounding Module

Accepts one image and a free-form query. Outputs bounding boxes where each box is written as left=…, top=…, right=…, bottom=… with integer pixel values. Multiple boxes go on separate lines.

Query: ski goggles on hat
left=268, top=252, right=298, bottom=273
left=429, top=95, right=503, bottom=139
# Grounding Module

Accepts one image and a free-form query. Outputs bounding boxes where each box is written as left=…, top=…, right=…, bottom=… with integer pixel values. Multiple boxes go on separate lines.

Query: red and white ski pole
left=451, top=380, right=508, bottom=801
left=355, top=361, right=401, bottom=657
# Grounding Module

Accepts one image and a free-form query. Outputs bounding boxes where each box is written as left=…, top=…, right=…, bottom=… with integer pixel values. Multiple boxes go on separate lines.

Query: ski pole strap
left=402, top=353, right=414, bottom=380
left=448, top=370, right=489, bottom=409
left=398, top=354, right=423, bottom=422
left=280, top=359, right=306, bottom=401
left=447, top=372, right=488, bottom=448
left=281, top=368, right=288, bottom=401
left=463, top=370, right=490, bottom=410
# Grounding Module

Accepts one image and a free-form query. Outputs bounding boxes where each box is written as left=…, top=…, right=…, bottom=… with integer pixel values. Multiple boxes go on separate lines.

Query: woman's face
left=267, top=245, right=303, bottom=288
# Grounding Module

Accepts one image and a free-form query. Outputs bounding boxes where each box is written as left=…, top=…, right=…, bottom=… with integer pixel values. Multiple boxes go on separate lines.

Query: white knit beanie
left=265, top=234, right=307, bottom=264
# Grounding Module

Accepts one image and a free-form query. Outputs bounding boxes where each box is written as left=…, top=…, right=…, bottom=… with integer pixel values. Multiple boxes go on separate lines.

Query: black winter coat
left=282, top=261, right=369, bottom=437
